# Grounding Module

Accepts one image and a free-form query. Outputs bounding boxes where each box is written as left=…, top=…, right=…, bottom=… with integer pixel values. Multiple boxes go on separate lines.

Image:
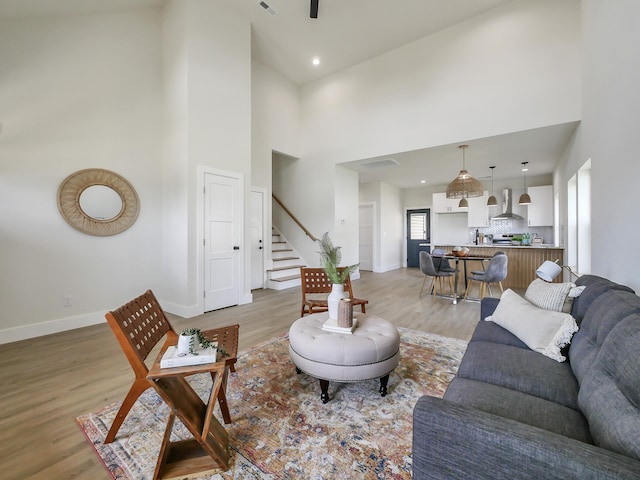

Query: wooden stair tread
left=268, top=264, right=305, bottom=272
left=270, top=274, right=301, bottom=282
left=273, top=256, right=299, bottom=262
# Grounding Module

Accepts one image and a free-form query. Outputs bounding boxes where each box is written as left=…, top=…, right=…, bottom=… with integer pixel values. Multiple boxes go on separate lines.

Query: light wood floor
left=0, top=267, right=486, bottom=479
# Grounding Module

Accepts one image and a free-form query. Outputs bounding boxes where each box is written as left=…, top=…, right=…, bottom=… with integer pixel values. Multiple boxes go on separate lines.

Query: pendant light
left=487, top=166, right=498, bottom=206
left=458, top=195, right=468, bottom=208
left=446, top=145, right=484, bottom=199
left=519, top=161, right=532, bottom=205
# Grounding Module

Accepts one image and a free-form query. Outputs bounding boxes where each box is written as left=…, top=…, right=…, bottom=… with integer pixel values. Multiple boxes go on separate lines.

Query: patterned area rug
left=76, top=328, right=466, bottom=479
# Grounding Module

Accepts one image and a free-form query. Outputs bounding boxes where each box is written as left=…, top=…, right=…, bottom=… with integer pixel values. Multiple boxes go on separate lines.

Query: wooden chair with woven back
left=103, top=289, right=239, bottom=444
left=300, top=267, right=369, bottom=317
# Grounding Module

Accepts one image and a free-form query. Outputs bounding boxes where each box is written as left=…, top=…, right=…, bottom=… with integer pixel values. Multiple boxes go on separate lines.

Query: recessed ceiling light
left=312, top=57, right=320, bottom=66
left=420, top=180, right=426, bottom=184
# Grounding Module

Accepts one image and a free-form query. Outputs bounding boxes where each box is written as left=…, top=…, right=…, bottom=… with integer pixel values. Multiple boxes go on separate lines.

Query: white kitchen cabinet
left=467, top=191, right=489, bottom=227
left=432, top=192, right=467, bottom=214
left=527, top=185, right=553, bottom=226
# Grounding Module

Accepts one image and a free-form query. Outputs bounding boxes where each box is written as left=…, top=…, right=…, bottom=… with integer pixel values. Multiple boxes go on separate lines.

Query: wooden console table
left=146, top=355, right=231, bottom=479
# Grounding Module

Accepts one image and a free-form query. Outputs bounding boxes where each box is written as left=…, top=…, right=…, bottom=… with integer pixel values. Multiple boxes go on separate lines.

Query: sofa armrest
left=480, top=297, right=500, bottom=320
left=413, top=396, right=640, bottom=480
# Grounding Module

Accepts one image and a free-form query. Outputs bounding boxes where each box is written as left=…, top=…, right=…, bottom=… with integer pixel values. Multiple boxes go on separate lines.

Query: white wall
left=162, top=0, right=252, bottom=314
left=0, top=10, right=164, bottom=342
left=301, top=0, right=580, bottom=163
left=251, top=60, right=300, bottom=186
left=379, top=183, right=403, bottom=272
left=358, top=181, right=403, bottom=272
left=556, top=0, right=640, bottom=291
left=333, top=166, right=360, bottom=275
left=295, top=0, right=581, bottom=273
left=251, top=61, right=300, bottom=267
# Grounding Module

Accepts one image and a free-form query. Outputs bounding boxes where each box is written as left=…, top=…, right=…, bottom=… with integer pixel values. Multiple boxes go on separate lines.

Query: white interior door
left=250, top=189, right=264, bottom=290
left=359, top=204, right=374, bottom=271
left=204, top=172, right=241, bottom=311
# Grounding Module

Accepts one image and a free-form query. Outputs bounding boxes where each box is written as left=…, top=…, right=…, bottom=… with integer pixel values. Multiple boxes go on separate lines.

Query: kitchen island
left=433, top=244, right=565, bottom=291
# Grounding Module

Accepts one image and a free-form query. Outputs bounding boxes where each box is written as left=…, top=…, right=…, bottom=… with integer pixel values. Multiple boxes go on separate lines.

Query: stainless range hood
left=491, top=188, right=523, bottom=220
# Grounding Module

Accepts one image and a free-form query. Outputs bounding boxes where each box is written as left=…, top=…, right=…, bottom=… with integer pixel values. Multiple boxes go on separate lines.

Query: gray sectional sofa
left=413, top=274, right=640, bottom=479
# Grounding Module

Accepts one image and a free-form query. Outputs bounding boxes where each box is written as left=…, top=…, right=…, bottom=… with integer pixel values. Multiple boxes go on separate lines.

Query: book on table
left=322, top=317, right=359, bottom=334
left=160, top=343, right=218, bottom=368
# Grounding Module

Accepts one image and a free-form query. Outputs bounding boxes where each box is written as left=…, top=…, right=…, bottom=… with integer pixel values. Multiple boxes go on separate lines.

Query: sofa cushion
left=570, top=289, right=640, bottom=384
left=578, top=314, right=640, bottom=460
left=525, top=278, right=581, bottom=313
left=456, top=341, right=580, bottom=409
left=444, top=377, right=593, bottom=444
left=571, top=274, right=635, bottom=324
left=485, top=289, right=578, bottom=362
left=469, top=320, right=529, bottom=349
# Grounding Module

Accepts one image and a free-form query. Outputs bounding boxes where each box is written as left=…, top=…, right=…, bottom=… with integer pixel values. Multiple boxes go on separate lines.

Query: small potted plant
left=317, top=232, right=359, bottom=319
left=178, top=328, right=217, bottom=355
left=177, top=328, right=230, bottom=357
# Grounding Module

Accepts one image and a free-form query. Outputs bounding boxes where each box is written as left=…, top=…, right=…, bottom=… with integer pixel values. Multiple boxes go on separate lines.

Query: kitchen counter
left=434, top=244, right=565, bottom=290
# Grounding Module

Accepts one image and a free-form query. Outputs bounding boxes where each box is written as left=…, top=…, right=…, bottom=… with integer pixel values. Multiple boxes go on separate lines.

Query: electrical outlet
left=64, top=295, right=72, bottom=307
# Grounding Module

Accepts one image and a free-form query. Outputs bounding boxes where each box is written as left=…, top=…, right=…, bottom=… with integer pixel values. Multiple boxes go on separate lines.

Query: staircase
left=266, top=228, right=306, bottom=290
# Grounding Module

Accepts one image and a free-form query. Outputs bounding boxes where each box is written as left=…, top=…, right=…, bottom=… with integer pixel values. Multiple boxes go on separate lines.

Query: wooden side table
left=146, top=353, right=232, bottom=479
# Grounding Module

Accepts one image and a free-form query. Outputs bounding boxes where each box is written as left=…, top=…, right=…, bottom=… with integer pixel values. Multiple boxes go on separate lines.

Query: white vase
left=328, top=284, right=346, bottom=320
left=177, top=334, right=197, bottom=355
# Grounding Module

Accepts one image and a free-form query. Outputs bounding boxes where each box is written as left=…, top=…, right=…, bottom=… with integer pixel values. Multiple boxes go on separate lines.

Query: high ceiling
left=1, top=0, right=577, bottom=189
left=218, top=0, right=511, bottom=86
left=0, top=0, right=511, bottom=86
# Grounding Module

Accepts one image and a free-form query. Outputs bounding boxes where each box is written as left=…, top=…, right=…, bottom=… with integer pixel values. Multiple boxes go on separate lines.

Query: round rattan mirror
left=57, top=168, right=140, bottom=236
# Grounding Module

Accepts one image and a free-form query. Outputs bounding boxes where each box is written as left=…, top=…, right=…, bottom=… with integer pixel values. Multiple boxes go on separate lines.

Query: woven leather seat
left=300, top=267, right=368, bottom=316
left=103, top=289, right=239, bottom=443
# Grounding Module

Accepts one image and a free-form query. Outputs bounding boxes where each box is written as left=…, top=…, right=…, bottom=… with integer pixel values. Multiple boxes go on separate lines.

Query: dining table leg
left=452, top=258, right=460, bottom=304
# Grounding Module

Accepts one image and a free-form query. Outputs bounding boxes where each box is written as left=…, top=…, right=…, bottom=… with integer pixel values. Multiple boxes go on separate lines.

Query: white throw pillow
left=486, top=289, right=579, bottom=362
left=525, top=278, right=578, bottom=313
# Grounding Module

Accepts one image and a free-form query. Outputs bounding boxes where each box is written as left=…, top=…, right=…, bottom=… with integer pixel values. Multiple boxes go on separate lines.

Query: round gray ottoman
left=289, top=312, right=401, bottom=403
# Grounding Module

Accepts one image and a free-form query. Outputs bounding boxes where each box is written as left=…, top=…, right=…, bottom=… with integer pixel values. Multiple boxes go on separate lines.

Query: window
left=409, top=211, right=429, bottom=240
left=567, top=159, right=591, bottom=276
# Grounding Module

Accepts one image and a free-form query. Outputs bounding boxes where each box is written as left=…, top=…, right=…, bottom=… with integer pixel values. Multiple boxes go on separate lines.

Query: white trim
left=0, top=311, right=104, bottom=345
left=250, top=186, right=268, bottom=290
left=374, top=263, right=402, bottom=273
left=160, top=300, right=204, bottom=319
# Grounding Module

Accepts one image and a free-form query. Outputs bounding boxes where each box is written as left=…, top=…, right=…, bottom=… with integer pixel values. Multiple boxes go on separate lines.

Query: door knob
left=233, top=246, right=240, bottom=250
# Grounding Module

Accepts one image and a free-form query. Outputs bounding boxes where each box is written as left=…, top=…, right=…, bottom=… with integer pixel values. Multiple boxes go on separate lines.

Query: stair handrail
left=272, top=193, right=319, bottom=242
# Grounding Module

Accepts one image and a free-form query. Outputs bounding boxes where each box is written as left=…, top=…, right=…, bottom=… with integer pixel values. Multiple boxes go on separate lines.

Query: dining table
left=435, top=252, right=494, bottom=304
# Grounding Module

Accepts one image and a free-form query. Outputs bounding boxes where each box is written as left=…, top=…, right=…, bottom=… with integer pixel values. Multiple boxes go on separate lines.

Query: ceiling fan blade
left=310, top=0, right=318, bottom=18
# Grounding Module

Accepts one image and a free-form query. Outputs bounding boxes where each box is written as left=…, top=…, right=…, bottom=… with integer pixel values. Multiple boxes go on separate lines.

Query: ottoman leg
left=379, top=374, right=390, bottom=397
left=319, top=379, right=330, bottom=404
left=295, top=367, right=302, bottom=374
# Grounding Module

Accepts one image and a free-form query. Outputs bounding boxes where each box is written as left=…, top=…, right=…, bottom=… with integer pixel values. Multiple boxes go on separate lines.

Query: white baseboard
left=0, top=311, right=105, bottom=345
left=161, top=300, right=204, bottom=319
left=374, top=264, right=401, bottom=273
left=240, top=292, right=253, bottom=305
left=162, top=292, right=253, bottom=318
left=1, top=293, right=256, bottom=345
